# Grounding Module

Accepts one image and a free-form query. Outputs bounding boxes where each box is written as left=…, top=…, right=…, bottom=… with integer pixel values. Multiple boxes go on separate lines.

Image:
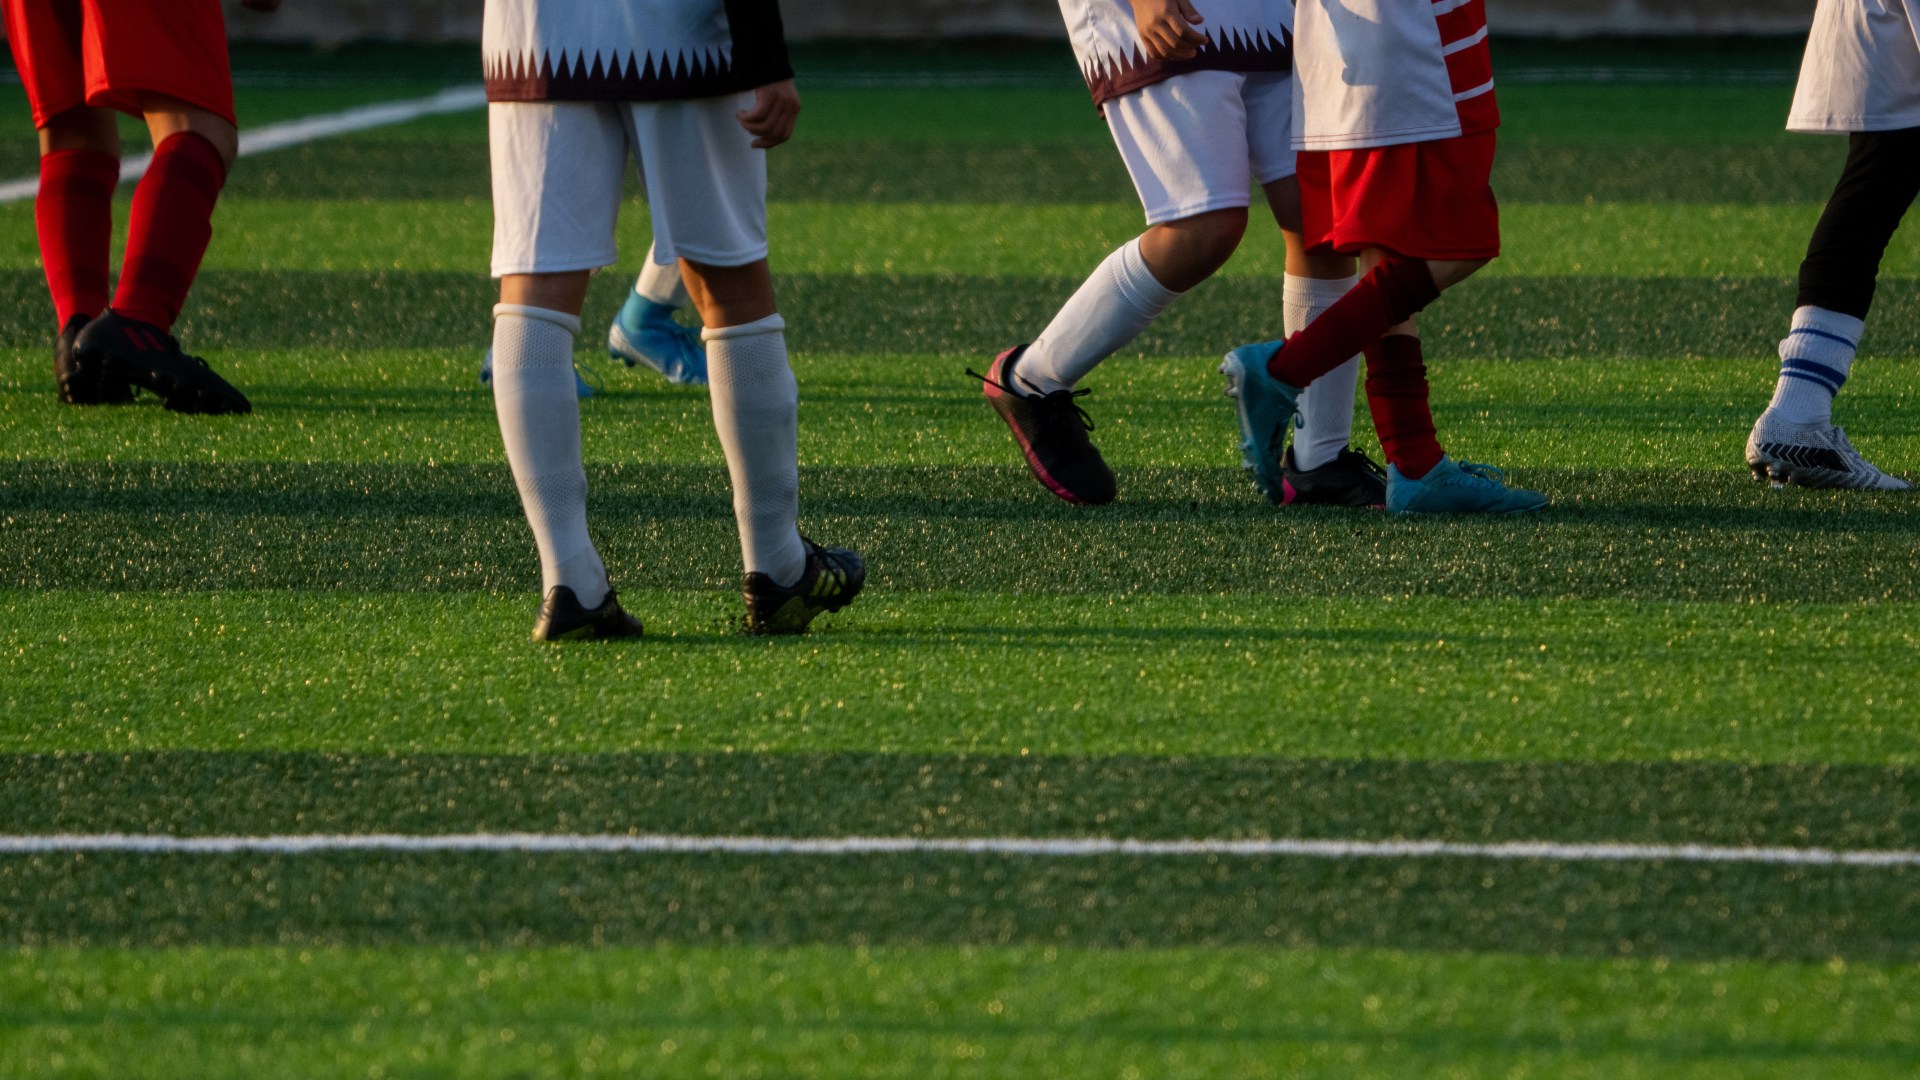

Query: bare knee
left=38, top=106, right=120, bottom=157
left=499, top=271, right=593, bottom=317
left=679, top=258, right=777, bottom=328
left=1426, top=256, right=1492, bottom=291
left=138, top=95, right=238, bottom=170
left=1138, top=207, right=1247, bottom=292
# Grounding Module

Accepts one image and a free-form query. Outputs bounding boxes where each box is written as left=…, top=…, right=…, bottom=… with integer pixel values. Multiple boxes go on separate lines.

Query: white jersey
left=1292, top=0, right=1499, bottom=151
left=483, top=0, right=791, bottom=103
left=1056, top=0, right=1291, bottom=108
left=1789, top=0, right=1920, bottom=134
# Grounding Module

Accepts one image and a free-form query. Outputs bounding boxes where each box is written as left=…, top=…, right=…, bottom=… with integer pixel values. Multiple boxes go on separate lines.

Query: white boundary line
left=0, top=84, right=486, bottom=206
left=3, top=833, right=1917, bottom=867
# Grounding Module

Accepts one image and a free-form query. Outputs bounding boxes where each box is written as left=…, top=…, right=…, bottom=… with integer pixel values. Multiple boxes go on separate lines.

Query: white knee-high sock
left=635, top=243, right=689, bottom=308
left=704, top=313, right=808, bottom=586
left=1019, top=236, right=1184, bottom=395
left=1765, top=305, right=1863, bottom=426
left=1286, top=273, right=1362, bottom=471
left=491, top=304, right=608, bottom=606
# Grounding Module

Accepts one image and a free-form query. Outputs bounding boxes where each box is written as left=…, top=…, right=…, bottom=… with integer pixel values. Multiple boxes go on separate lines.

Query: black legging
left=1797, top=127, right=1920, bottom=319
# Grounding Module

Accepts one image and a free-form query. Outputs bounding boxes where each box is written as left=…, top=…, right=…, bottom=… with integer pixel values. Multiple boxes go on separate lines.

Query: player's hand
left=239, top=0, right=283, bottom=11
left=738, top=80, right=800, bottom=149
left=1135, top=0, right=1208, bottom=61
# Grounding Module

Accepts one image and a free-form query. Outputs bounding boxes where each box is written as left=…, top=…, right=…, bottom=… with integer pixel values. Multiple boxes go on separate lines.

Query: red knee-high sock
left=1364, top=334, right=1445, bottom=479
left=114, top=132, right=227, bottom=330
left=35, top=148, right=120, bottom=327
left=1268, top=257, right=1440, bottom=387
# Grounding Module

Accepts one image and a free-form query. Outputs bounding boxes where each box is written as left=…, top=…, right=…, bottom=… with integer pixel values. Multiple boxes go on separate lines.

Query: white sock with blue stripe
left=1765, top=305, right=1863, bottom=426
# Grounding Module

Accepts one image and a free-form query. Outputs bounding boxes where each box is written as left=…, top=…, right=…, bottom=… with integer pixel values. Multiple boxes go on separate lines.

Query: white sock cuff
left=703, top=313, right=787, bottom=342
left=1113, top=238, right=1183, bottom=316
left=1789, top=305, right=1865, bottom=348
left=1284, top=273, right=1359, bottom=311
left=493, top=304, right=581, bottom=336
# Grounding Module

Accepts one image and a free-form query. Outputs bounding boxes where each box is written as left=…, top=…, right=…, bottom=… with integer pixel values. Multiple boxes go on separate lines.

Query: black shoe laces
left=967, top=367, right=1097, bottom=432
left=1340, top=447, right=1388, bottom=483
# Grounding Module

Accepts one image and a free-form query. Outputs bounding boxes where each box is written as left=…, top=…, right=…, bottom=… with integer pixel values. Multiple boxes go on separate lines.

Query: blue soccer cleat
left=1220, top=341, right=1302, bottom=503
left=479, top=348, right=599, bottom=399
left=608, top=292, right=707, bottom=386
left=1385, top=455, right=1550, bottom=515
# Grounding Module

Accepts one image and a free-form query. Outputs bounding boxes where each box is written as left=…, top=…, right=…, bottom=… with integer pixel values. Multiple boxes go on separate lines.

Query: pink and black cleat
left=969, top=346, right=1117, bottom=506
left=1278, top=445, right=1388, bottom=508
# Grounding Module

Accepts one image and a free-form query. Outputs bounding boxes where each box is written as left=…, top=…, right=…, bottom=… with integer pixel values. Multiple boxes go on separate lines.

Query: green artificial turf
left=1, top=39, right=1917, bottom=1077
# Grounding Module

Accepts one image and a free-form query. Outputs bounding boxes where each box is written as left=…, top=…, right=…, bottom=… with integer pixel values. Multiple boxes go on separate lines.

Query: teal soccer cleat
left=608, top=292, right=707, bottom=386
left=1385, top=455, right=1550, bottom=515
left=1220, top=341, right=1303, bottom=503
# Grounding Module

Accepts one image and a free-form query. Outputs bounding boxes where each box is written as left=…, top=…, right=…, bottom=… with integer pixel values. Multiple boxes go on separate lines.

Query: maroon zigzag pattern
left=486, top=47, right=770, bottom=103
left=1081, top=26, right=1292, bottom=108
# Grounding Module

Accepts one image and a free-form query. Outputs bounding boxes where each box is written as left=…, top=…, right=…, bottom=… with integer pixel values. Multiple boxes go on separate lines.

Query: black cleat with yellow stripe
left=743, top=537, right=865, bottom=635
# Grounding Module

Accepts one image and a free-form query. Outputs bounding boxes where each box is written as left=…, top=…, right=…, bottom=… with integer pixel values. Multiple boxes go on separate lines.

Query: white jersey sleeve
left=484, top=0, right=792, bottom=103
left=1789, top=0, right=1920, bottom=134
left=1292, top=0, right=1499, bottom=151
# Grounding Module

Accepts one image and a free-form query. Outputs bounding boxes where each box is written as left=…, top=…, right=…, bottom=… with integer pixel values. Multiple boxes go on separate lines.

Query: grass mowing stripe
left=5, top=753, right=1914, bottom=847
left=3, top=202, right=1911, bottom=277
left=9, top=945, right=1915, bottom=1080
left=4, top=848, right=1915, bottom=959
left=4, top=271, right=1920, bottom=361
left=9, top=833, right=1920, bottom=868
left=5, top=463, right=1917, bottom=603
left=4, top=593, right=1918, bottom=761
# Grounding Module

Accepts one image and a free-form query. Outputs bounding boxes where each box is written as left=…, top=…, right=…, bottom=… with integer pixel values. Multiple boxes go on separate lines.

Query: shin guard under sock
left=114, top=132, right=227, bottom=330
left=1363, top=334, right=1445, bottom=480
left=35, top=149, right=118, bottom=326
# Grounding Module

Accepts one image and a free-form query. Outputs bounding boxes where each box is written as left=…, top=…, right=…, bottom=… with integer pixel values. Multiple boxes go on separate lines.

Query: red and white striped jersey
left=483, top=0, right=791, bottom=104
left=1056, top=0, right=1293, bottom=108
left=1291, top=0, right=1500, bottom=151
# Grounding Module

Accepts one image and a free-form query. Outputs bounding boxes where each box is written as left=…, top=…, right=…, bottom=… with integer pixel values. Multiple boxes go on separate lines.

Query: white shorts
left=489, top=96, right=768, bottom=277
left=1789, top=0, right=1920, bottom=134
left=1104, top=69, right=1296, bottom=226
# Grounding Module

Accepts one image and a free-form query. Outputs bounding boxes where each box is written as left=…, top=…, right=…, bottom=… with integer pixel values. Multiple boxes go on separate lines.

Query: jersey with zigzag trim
left=483, top=0, right=791, bottom=104
left=1057, top=0, right=1292, bottom=109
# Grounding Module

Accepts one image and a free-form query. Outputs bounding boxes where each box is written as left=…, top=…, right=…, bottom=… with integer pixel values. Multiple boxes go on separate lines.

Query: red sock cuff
left=151, top=131, right=229, bottom=190
left=40, top=148, right=121, bottom=191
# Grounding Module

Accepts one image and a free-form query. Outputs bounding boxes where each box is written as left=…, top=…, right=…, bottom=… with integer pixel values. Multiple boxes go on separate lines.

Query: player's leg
left=608, top=242, right=708, bottom=385
left=488, top=100, right=640, bottom=641
left=631, top=96, right=862, bottom=633
left=979, top=70, right=1255, bottom=505
left=1226, top=134, right=1542, bottom=512
left=66, top=0, right=248, bottom=413
left=1262, top=171, right=1383, bottom=507
left=36, top=104, right=125, bottom=404
left=1746, top=127, right=1920, bottom=490
left=4, top=0, right=129, bottom=403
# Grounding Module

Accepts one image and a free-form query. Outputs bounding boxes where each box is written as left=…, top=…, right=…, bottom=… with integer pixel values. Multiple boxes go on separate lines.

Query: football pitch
left=2, top=38, right=1918, bottom=1077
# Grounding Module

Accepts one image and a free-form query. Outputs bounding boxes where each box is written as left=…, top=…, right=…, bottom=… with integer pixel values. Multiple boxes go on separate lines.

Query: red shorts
left=1297, top=131, right=1500, bottom=261
left=2, top=0, right=234, bottom=128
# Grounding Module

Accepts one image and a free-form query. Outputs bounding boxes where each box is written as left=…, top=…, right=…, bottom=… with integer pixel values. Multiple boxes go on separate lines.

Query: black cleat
left=743, top=538, right=866, bottom=635
left=1280, top=445, right=1388, bottom=508
left=73, top=309, right=251, bottom=415
left=531, top=585, right=644, bottom=642
left=970, top=345, right=1118, bottom=506
left=55, top=314, right=134, bottom=405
